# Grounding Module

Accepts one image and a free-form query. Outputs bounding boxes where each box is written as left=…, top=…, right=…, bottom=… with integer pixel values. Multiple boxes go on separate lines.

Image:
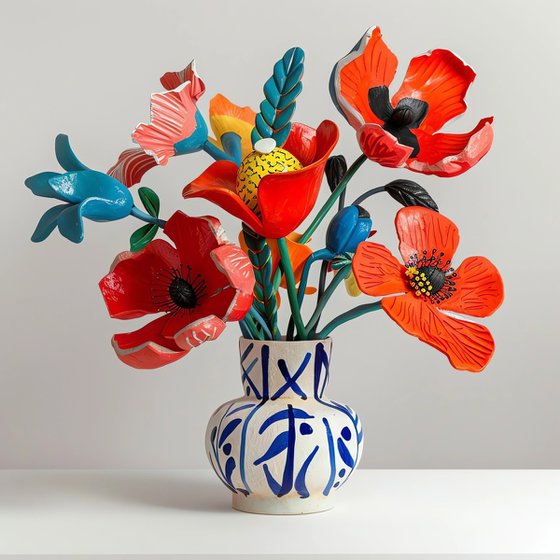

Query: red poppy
left=182, top=120, right=339, bottom=239
left=330, top=27, right=493, bottom=177
left=99, top=211, right=254, bottom=369
left=352, top=207, right=503, bottom=372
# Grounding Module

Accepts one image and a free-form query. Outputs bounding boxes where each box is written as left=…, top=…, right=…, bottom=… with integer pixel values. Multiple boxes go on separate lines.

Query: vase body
left=205, top=338, right=363, bottom=514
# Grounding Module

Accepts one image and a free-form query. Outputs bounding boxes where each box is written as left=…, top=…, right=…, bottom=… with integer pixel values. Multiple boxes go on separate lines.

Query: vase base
left=232, top=493, right=334, bottom=515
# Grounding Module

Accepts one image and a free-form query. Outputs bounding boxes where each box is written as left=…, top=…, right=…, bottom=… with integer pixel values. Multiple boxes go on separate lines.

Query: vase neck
left=239, top=338, right=331, bottom=401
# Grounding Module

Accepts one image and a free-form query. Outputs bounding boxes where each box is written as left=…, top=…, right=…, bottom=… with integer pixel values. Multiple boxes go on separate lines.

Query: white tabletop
left=0, top=469, right=558, bottom=558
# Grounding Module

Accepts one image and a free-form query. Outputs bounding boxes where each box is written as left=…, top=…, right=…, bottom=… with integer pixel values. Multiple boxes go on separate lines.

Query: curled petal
left=99, top=239, right=181, bottom=319
left=382, top=293, right=495, bottom=372
left=132, top=83, right=203, bottom=165
left=392, top=49, right=476, bottom=135
left=182, top=160, right=264, bottom=234
left=160, top=59, right=205, bottom=100
left=55, top=134, right=89, bottom=172
left=107, top=148, right=158, bottom=188
left=31, top=203, right=72, bottom=242
left=163, top=211, right=227, bottom=275
left=352, top=242, right=407, bottom=296
left=438, top=256, right=503, bottom=317
left=408, top=118, right=494, bottom=177
left=209, top=94, right=256, bottom=159
left=357, top=124, right=413, bottom=167
left=173, top=315, right=226, bottom=351
left=283, top=122, right=318, bottom=166
left=330, top=26, right=398, bottom=129
left=396, top=207, right=459, bottom=269
left=257, top=120, right=339, bottom=238
left=112, top=315, right=188, bottom=369
left=210, top=244, right=255, bottom=321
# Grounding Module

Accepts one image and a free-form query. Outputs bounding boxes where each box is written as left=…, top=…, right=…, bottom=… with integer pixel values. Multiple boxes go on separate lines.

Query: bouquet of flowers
left=25, top=26, right=504, bottom=513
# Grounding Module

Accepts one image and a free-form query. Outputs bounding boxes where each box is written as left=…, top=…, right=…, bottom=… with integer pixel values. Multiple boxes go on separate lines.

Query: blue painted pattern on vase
left=205, top=338, right=363, bottom=514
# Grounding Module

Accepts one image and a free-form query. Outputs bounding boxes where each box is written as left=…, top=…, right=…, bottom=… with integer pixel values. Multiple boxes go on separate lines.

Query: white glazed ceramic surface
left=205, top=338, right=363, bottom=514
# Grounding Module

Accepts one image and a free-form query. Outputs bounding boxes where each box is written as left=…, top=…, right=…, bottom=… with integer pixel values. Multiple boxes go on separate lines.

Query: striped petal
left=107, top=148, right=158, bottom=188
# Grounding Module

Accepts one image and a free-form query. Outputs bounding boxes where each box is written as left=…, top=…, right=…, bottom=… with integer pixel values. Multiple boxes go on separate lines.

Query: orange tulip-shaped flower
left=352, top=207, right=503, bottom=372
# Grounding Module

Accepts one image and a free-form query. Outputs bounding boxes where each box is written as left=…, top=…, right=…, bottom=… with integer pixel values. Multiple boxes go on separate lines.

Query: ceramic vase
left=205, top=337, right=363, bottom=514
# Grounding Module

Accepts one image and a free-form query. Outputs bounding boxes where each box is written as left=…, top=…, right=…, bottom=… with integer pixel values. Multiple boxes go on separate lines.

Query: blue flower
left=326, top=205, right=372, bottom=255
left=26, top=135, right=134, bottom=243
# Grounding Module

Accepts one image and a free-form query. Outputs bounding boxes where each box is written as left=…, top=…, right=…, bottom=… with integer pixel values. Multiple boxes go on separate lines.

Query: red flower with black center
left=182, top=121, right=339, bottom=239
left=352, top=207, right=503, bottom=372
left=330, top=27, right=494, bottom=177
left=99, top=211, right=254, bottom=369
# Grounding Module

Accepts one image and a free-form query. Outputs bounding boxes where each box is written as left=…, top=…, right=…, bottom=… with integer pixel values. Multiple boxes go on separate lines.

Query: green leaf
left=138, top=187, right=160, bottom=217
left=130, top=223, right=158, bottom=252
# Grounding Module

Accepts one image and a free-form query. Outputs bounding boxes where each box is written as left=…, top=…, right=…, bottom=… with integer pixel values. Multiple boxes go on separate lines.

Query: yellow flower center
left=235, top=139, right=302, bottom=214
left=406, top=265, right=437, bottom=297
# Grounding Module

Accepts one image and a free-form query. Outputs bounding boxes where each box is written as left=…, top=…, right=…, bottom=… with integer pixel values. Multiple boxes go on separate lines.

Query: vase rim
left=239, top=336, right=331, bottom=345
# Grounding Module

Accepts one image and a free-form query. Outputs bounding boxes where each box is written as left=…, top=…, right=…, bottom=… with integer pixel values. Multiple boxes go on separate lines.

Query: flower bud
left=326, top=205, right=372, bottom=255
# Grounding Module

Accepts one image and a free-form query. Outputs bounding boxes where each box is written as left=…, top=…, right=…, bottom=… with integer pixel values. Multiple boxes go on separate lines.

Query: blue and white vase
left=205, top=338, right=363, bottom=514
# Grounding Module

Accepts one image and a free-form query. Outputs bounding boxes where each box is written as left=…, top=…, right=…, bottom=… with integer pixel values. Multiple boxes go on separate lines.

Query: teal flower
left=26, top=135, right=134, bottom=243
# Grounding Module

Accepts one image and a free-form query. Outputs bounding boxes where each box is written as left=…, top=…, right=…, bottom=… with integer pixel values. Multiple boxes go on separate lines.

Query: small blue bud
left=326, top=205, right=372, bottom=255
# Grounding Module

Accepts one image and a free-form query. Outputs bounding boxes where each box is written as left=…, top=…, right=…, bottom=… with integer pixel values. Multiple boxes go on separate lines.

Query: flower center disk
left=235, top=142, right=302, bottom=215
left=406, top=265, right=446, bottom=297
left=168, top=277, right=198, bottom=308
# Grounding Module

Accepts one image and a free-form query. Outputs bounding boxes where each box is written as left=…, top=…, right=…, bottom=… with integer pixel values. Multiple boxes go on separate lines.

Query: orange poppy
left=330, top=27, right=493, bottom=177
left=352, top=207, right=503, bottom=372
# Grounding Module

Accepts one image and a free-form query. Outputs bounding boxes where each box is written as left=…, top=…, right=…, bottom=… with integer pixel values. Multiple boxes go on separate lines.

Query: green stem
left=241, top=314, right=262, bottom=340
left=130, top=206, right=166, bottom=228
left=300, top=154, right=367, bottom=244
left=305, top=264, right=351, bottom=335
left=316, top=301, right=382, bottom=339
left=277, top=237, right=307, bottom=340
left=248, top=308, right=272, bottom=340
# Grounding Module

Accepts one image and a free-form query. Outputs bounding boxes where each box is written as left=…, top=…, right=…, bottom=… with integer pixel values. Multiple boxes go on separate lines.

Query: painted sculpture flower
left=330, top=27, right=493, bottom=177
left=352, top=207, right=503, bottom=371
left=26, top=135, right=134, bottom=243
left=182, top=120, right=339, bottom=238
left=108, top=60, right=208, bottom=186
left=99, top=211, right=255, bottom=369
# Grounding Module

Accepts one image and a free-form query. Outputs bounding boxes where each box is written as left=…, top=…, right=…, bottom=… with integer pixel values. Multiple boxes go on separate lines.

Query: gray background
left=1, top=0, right=558, bottom=469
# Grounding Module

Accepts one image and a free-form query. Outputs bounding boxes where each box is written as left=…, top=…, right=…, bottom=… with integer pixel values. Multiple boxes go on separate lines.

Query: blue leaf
left=337, top=437, right=355, bottom=468
left=263, top=464, right=282, bottom=495
left=219, top=418, right=242, bottom=448
left=255, top=113, right=273, bottom=139
left=253, top=431, right=288, bottom=465
left=273, top=124, right=291, bottom=148
left=277, top=83, right=303, bottom=110
left=224, top=457, right=236, bottom=487
left=263, top=78, right=281, bottom=106
left=258, top=408, right=314, bottom=434
left=273, top=103, right=296, bottom=130
left=259, top=100, right=276, bottom=127
left=295, top=445, right=319, bottom=498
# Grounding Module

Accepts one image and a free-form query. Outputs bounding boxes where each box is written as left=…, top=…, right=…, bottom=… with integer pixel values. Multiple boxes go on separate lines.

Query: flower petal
left=160, top=59, right=205, bottom=100
left=408, top=118, right=494, bottom=177
left=107, top=148, right=158, bottom=188
left=99, top=239, right=181, bottom=319
left=210, top=244, right=255, bottom=321
left=25, top=172, right=61, bottom=199
left=352, top=241, right=407, bottom=296
left=132, top=83, right=201, bottom=165
left=209, top=94, right=256, bottom=159
left=330, top=26, right=398, bottom=129
left=438, top=256, right=503, bottom=317
left=257, top=120, right=338, bottom=238
left=54, top=134, right=90, bottom=172
left=182, top=160, right=265, bottom=234
left=173, top=315, right=226, bottom=351
left=357, top=124, right=413, bottom=167
left=163, top=211, right=227, bottom=275
left=382, top=293, right=495, bottom=372
left=112, top=315, right=188, bottom=369
left=283, top=122, right=317, bottom=167
left=392, top=49, right=476, bottom=135
left=396, top=207, right=459, bottom=269
left=31, top=203, right=72, bottom=242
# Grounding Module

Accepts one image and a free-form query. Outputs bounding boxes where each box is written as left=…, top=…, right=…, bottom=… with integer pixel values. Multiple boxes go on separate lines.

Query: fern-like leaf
left=242, top=225, right=279, bottom=340
left=251, top=47, right=305, bottom=148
